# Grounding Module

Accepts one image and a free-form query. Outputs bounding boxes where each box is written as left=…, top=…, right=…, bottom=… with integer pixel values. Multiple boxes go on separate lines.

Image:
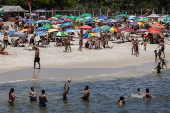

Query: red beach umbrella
left=78, top=25, right=93, bottom=30
left=64, top=18, right=72, bottom=22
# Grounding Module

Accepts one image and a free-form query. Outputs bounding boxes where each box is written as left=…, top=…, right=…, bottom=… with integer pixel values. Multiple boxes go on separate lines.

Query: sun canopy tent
left=0, top=6, right=28, bottom=12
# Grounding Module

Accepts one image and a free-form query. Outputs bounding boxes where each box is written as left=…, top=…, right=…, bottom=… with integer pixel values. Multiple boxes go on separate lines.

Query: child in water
left=154, top=62, right=161, bottom=73
left=117, top=96, right=125, bottom=106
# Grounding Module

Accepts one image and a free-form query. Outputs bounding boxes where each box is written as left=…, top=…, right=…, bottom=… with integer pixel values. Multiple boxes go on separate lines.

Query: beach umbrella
left=35, top=31, right=47, bottom=36
left=101, top=21, right=111, bottom=24
left=0, top=9, right=5, bottom=12
left=64, top=18, right=72, bottom=22
left=48, top=29, right=59, bottom=32
left=55, top=31, right=69, bottom=36
left=56, top=24, right=62, bottom=27
left=163, top=21, right=170, bottom=24
left=20, top=29, right=29, bottom=33
left=63, top=15, right=69, bottom=18
left=150, top=23, right=165, bottom=29
left=135, top=19, right=143, bottom=22
left=42, top=24, right=53, bottom=29
left=35, top=20, right=44, bottom=24
left=48, top=18, right=57, bottom=21
left=52, top=25, right=61, bottom=29
left=10, top=32, right=28, bottom=38
left=85, top=17, right=92, bottom=19
left=58, top=17, right=65, bottom=20
left=97, top=15, right=110, bottom=19
left=109, top=27, right=118, bottom=32
left=91, top=27, right=103, bottom=32
left=137, top=22, right=144, bottom=26
left=42, top=20, right=50, bottom=23
left=40, top=16, right=45, bottom=18
left=107, top=19, right=117, bottom=23
left=35, top=27, right=48, bottom=32
left=88, top=19, right=95, bottom=22
left=8, top=31, right=17, bottom=35
left=51, top=17, right=58, bottom=19
left=118, top=27, right=136, bottom=33
left=0, top=32, right=4, bottom=35
left=79, top=25, right=93, bottom=30
left=0, top=18, right=3, bottom=21
left=97, top=19, right=104, bottom=22
left=147, top=14, right=160, bottom=18
left=83, top=33, right=96, bottom=38
left=142, top=18, right=150, bottom=21
left=26, top=19, right=35, bottom=21
left=129, top=21, right=138, bottom=26
left=18, top=18, right=27, bottom=21
left=101, top=26, right=111, bottom=31
left=81, top=19, right=89, bottom=23
left=117, top=14, right=129, bottom=17
left=56, top=20, right=64, bottom=23
left=113, top=16, right=121, bottom=19
left=68, top=16, right=77, bottom=20
left=64, top=28, right=77, bottom=33
left=30, top=13, right=37, bottom=16
left=147, top=29, right=162, bottom=34
left=116, top=19, right=124, bottom=22
left=62, top=22, right=73, bottom=27
left=54, top=14, right=62, bottom=18
left=137, top=29, right=147, bottom=32
left=76, top=18, right=84, bottom=21
left=25, top=21, right=35, bottom=24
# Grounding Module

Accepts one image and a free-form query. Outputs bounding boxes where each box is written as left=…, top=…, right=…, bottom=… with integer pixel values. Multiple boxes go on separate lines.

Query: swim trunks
left=63, top=96, right=67, bottom=100
left=4, top=40, right=8, bottom=43
left=34, top=57, right=40, bottom=63
left=161, top=47, right=164, bottom=51
left=39, top=103, right=46, bottom=107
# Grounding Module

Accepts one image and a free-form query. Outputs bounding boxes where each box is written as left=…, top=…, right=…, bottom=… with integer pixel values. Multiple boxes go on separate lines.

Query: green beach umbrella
left=135, top=19, right=143, bottom=22
left=163, top=21, right=170, bottom=24
left=56, top=31, right=69, bottom=36
left=63, top=15, right=69, bottom=18
left=113, top=16, right=120, bottom=19
left=42, top=24, right=53, bottom=29
left=165, top=15, right=170, bottom=18
left=68, top=16, right=77, bottom=20
left=54, top=14, right=62, bottom=18
left=76, top=18, right=84, bottom=21
left=142, top=18, right=150, bottom=21
left=81, top=19, right=89, bottom=23
left=117, top=14, right=129, bottom=17
left=0, top=9, right=5, bottom=12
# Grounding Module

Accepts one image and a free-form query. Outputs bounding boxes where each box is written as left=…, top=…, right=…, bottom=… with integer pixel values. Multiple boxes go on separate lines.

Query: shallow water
left=0, top=64, right=170, bottom=112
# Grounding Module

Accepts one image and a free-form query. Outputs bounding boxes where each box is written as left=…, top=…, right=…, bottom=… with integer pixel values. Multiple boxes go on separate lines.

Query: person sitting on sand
left=63, top=82, right=69, bottom=100
left=39, top=89, right=48, bottom=107
left=154, top=62, right=161, bottom=73
left=81, top=85, right=90, bottom=100
left=117, top=96, right=125, bottom=106
left=137, top=88, right=143, bottom=95
left=0, top=47, right=9, bottom=55
left=8, top=88, right=18, bottom=105
left=143, top=88, right=152, bottom=99
left=29, top=87, right=37, bottom=101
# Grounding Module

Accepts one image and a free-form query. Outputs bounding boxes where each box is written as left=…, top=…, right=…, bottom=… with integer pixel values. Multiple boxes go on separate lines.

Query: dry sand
left=1, top=21, right=170, bottom=74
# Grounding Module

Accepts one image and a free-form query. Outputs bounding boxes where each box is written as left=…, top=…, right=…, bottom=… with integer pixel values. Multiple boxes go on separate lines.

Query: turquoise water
left=0, top=64, right=170, bottom=112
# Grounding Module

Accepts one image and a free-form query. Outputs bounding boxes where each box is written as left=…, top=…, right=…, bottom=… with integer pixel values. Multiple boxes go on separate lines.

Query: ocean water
left=0, top=64, right=170, bottom=113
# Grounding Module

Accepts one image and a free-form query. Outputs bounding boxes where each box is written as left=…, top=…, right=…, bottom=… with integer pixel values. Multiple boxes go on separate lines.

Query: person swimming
left=143, top=88, right=152, bottom=99
left=137, top=88, right=143, bottom=95
left=117, top=96, right=125, bottom=106
left=63, top=82, right=69, bottom=100
left=81, top=85, right=90, bottom=100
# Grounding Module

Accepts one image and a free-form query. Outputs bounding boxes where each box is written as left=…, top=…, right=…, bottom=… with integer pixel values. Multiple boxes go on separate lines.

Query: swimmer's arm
left=64, top=82, right=67, bottom=90
left=143, top=94, right=146, bottom=98
left=81, top=92, right=87, bottom=99
left=45, top=96, right=48, bottom=102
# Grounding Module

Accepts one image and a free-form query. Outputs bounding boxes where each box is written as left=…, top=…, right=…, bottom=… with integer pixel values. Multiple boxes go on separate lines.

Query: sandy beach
left=1, top=22, right=170, bottom=74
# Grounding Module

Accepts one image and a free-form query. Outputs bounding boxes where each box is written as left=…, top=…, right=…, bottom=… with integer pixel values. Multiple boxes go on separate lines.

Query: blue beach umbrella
left=35, top=31, right=47, bottom=36
left=97, top=15, right=110, bottom=20
left=85, top=17, right=92, bottom=19
left=64, top=28, right=77, bottom=33
left=35, top=27, right=48, bottom=32
left=25, top=21, right=35, bottom=24
left=97, top=19, right=104, bottom=22
left=91, top=27, right=103, bottom=32
left=62, top=22, right=73, bottom=27
left=0, top=32, right=4, bottom=35
left=8, top=31, right=17, bottom=35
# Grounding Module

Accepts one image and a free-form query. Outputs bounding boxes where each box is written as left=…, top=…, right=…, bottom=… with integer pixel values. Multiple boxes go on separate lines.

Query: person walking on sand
left=62, top=82, right=69, bottom=100
left=78, top=37, right=83, bottom=51
left=29, top=87, right=37, bottom=101
left=33, top=43, right=40, bottom=69
left=131, top=39, right=135, bottom=55
left=157, top=40, right=165, bottom=58
left=135, top=43, right=139, bottom=57
left=143, top=88, right=152, bottom=99
left=8, top=88, right=18, bottom=105
left=81, top=85, right=89, bottom=100
left=39, top=89, right=48, bottom=107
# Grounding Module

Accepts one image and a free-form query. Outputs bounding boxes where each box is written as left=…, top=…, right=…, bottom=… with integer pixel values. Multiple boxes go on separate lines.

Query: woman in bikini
left=8, top=88, right=18, bottom=105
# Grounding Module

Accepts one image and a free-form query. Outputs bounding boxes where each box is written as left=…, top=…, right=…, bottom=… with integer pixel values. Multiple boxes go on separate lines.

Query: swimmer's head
left=42, top=89, right=45, bottom=94
left=84, top=85, right=89, bottom=90
left=146, top=88, right=149, bottom=93
left=31, top=87, right=35, bottom=91
left=10, top=88, right=14, bottom=93
left=137, top=88, right=140, bottom=92
left=120, top=96, right=124, bottom=100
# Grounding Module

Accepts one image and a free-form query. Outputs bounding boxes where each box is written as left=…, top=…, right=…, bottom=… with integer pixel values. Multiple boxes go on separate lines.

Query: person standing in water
left=154, top=62, right=161, bottom=73
left=143, top=88, right=152, bottom=99
left=137, top=88, right=143, bottom=95
left=63, top=82, right=69, bottom=100
left=117, top=96, right=125, bottom=106
left=8, top=88, right=18, bottom=105
left=154, top=50, right=158, bottom=62
left=39, top=89, right=48, bottom=107
left=81, top=85, right=90, bottom=100
left=33, top=43, right=40, bottom=69
left=157, top=40, right=165, bottom=58
left=29, top=87, right=37, bottom=101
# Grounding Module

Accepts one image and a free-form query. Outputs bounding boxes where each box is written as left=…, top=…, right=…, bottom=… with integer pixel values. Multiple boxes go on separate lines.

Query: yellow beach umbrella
left=20, top=29, right=28, bottom=32
left=137, top=22, right=144, bottom=26
left=51, top=17, right=58, bottom=19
